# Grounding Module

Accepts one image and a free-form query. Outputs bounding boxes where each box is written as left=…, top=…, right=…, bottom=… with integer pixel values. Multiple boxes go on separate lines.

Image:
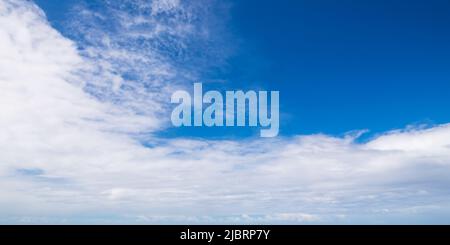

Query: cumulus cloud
left=1, top=0, right=450, bottom=224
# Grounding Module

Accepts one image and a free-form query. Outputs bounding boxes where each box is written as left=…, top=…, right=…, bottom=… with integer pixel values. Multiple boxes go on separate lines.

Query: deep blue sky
left=36, top=0, right=450, bottom=138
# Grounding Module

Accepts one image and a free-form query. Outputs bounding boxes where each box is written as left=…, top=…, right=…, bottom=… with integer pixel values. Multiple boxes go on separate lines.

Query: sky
left=35, top=0, right=450, bottom=138
left=1, top=0, right=450, bottom=224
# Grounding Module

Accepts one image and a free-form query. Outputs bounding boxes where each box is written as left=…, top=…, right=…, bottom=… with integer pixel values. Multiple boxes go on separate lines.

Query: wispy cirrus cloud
left=63, top=0, right=233, bottom=133
left=1, top=0, right=450, bottom=224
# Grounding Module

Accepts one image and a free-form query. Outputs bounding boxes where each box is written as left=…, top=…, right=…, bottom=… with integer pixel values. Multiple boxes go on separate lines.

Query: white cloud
left=65, top=0, right=230, bottom=131
left=151, top=0, right=181, bottom=15
left=1, top=0, right=450, bottom=224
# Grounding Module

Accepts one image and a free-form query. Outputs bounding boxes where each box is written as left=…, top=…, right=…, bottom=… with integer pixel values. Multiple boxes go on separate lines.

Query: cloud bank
left=0, top=0, right=450, bottom=224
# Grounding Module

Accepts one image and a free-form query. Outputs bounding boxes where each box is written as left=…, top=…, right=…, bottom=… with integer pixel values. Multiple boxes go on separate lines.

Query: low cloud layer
left=1, top=0, right=450, bottom=224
